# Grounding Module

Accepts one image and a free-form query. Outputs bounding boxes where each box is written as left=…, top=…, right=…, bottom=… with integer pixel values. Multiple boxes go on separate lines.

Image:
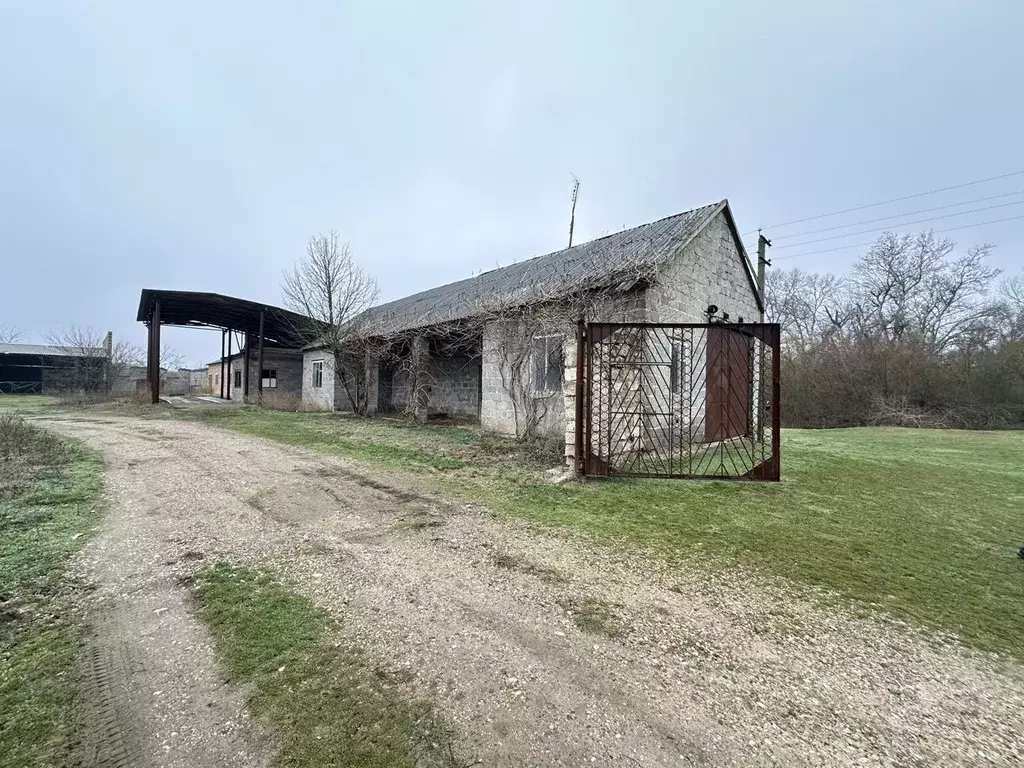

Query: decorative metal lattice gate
left=578, top=323, right=780, bottom=480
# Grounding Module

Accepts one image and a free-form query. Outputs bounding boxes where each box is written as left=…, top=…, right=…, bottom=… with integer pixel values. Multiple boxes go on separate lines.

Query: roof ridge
left=350, top=200, right=727, bottom=335
left=369, top=201, right=723, bottom=314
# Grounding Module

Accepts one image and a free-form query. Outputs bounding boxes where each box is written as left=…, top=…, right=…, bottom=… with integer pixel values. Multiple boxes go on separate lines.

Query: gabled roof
left=0, top=342, right=107, bottom=358
left=355, top=199, right=759, bottom=336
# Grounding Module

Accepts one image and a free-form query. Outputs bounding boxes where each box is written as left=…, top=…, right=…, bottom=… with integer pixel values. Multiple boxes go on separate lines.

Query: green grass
left=0, top=415, right=104, bottom=768
left=162, top=407, right=1024, bottom=659
left=0, top=394, right=60, bottom=414
left=174, top=408, right=470, bottom=470
left=193, top=562, right=461, bottom=767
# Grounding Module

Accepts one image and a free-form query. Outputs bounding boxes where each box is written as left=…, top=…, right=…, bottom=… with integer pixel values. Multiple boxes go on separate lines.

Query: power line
left=743, top=188, right=1024, bottom=248
left=767, top=199, right=1024, bottom=250
left=741, top=169, right=1024, bottom=236
left=771, top=213, right=1024, bottom=262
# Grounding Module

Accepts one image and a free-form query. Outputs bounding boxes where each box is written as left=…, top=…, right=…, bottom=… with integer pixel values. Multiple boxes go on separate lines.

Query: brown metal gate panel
left=582, top=322, right=780, bottom=481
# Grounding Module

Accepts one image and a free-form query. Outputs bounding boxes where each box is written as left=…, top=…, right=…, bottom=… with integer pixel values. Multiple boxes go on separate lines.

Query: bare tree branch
left=0, top=325, right=24, bottom=344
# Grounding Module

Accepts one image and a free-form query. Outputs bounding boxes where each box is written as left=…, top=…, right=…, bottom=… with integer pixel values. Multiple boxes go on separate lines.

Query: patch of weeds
left=490, top=548, right=566, bottom=583
left=0, top=414, right=104, bottom=768
left=193, top=562, right=463, bottom=767
left=558, top=596, right=623, bottom=637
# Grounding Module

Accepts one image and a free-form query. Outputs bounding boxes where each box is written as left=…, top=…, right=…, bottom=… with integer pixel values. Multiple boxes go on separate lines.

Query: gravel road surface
left=46, top=414, right=1024, bottom=767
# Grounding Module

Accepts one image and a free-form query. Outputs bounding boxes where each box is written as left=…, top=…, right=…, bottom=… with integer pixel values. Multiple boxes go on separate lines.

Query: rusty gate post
left=256, top=308, right=265, bottom=405
left=220, top=330, right=226, bottom=399
left=574, top=318, right=585, bottom=476
left=226, top=329, right=233, bottom=400
left=149, top=299, right=161, bottom=404
left=770, top=323, right=782, bottom=481
left=242, top=333, right=250, bottom=400
left=145, top=321, right=153, bottom=400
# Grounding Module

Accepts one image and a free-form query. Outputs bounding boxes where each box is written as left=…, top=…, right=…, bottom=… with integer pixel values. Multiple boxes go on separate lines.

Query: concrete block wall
left=480, top=321, right=565, bottom=437
left=480, top=324, right=516, bottom=434
left=642, top=209, right=763, bottom=448
left=425, top=350, right=480, bottom=419
left=382, top=347, right=480, bottom=419
left=645, top=210, right=761, bottom=324
left=302, top=350, right=359, bottom=411
left=302, top=350, right=337, bottom=409
left=226, top=349, right=303, bottom=403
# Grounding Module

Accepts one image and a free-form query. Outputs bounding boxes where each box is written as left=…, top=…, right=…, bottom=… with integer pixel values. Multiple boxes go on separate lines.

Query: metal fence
left=579, top=323, right=780, bottom=480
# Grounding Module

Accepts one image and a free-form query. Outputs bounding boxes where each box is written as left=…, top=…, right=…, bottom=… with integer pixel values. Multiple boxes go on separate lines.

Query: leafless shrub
left=56, top=391, right=119, bottom=408
left=521, top=431, right=566, bottom=467
left=769, top=232, right=1023, bottom=429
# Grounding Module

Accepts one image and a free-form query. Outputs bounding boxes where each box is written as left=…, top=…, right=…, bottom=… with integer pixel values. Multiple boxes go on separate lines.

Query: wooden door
left=706, top=326, right=752, bottom=442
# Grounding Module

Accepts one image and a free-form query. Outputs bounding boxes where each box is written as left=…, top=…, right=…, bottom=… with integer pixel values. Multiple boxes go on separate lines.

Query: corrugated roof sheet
left=357, top=200, right=728, bottom=335
left=0, top=343, right=107, bottom=358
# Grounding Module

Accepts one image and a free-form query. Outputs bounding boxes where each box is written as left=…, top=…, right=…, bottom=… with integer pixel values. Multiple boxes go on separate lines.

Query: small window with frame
left=233, top=370, right=241, bottom=388
left=261, top=369, right=277, bottom=389
left=532, top=335, right=564, bottom=394
left=312, top=359, right=324, bottom=388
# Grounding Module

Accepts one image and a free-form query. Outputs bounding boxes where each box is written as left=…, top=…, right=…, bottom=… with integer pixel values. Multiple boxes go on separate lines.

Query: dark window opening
left=532, top=336, right=564, bottom=394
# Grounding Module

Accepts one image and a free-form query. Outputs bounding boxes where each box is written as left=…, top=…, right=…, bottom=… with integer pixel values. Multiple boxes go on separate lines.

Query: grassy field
left=164, top=407, right=1024, bottom=659
left=0, top=394, right=57, bottom=413
left=3, top=395, right=1021, bottom=659
left=0, top=412, right=104, bottom=768
left=194, top=562, right=460, bottom=767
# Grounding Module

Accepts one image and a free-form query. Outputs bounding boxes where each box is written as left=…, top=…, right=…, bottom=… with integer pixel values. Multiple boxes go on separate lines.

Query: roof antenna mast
left=568, top=174, right=580, bottom=248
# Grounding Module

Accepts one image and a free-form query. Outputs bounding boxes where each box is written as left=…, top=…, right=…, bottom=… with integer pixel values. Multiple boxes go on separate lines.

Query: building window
left=261, top=369, right=277, bottom=389
left=312, top=359, right=324, bottom=388
left=532, top=336, right=564, bottom=394
left=233, top=370, right=242, bottom=388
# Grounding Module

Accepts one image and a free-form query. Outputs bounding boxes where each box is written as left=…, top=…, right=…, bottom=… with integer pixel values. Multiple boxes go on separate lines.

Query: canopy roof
left=136, top=289, right=322, bottom=346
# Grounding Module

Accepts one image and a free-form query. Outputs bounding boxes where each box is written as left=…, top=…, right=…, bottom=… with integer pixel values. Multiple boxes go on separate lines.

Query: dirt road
left=47, top=414, right=1024, bottom=767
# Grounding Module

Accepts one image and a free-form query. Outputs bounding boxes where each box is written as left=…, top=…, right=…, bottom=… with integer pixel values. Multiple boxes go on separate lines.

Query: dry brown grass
left=0, top=412, right=68, bottom=499
left=257, top=392, right=329, bottom=413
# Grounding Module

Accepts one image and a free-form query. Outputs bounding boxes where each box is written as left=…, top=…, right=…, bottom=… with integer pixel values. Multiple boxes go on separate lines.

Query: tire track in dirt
left=48, top=418, right=273, bottom=768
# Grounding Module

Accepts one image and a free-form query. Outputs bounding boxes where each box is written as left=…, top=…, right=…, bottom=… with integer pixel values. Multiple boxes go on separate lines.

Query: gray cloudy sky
left=2, top=1, right=1022, bottom=364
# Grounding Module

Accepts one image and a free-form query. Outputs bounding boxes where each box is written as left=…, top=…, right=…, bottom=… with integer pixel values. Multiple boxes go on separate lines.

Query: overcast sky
left=2, top=1, right=1022, bottom=365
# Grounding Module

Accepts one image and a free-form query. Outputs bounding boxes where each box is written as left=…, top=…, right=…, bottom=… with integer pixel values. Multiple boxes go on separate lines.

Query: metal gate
left=578, top=323, right=780, bottom=480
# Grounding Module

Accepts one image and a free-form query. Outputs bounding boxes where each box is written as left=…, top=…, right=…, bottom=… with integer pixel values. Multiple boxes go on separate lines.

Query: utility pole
left=757, top=232, right=771, bottom=322
left=568, top=175, right=580, bottom=248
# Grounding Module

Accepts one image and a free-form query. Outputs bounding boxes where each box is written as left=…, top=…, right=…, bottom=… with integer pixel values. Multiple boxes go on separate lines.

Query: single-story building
left=301, top=199, right=764, bottom=463
left=113, top=365, right=210, bottom=396
left=0, top=339, right=111, bottom=394
left=206, top=346, right=304, bottom=403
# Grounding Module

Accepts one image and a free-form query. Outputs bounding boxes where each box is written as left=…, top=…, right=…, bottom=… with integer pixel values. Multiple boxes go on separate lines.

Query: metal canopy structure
left=136, top=289, right=320, bottom=404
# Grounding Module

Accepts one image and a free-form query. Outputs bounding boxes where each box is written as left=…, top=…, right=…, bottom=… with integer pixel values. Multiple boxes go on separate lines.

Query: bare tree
left=764, top=268, right=844, bottom=352
left=848, top=232, right=999, bottom=352
left=281, top=232, right=379, bottom=413
left=992, top=273, right=1024, bottom=342
left=45, top=326, right=141, bottom=392
left=0, top=325, right=24, bottom=344
left=767, top=232, right=1023, bottom=429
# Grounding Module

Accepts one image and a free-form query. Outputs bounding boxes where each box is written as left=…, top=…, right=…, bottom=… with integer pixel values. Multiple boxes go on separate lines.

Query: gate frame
left=576, top=321, right=781, bottom=481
